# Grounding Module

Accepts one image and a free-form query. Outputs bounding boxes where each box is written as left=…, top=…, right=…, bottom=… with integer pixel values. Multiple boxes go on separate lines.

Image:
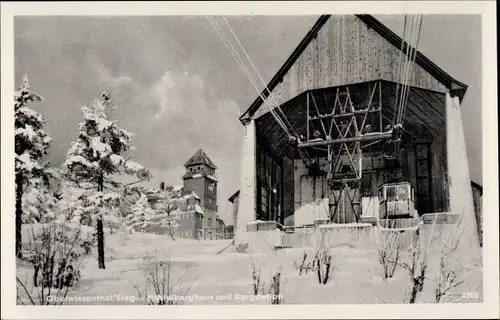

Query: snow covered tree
left=145, top=189, right=180, bottom=240
left=125, top=193, right=155, bottom=233
left=63, top=91, right=151, bottom=269
left=22, top=178, right=58, bottom=224
left=15, top=75, right=52, bottom=258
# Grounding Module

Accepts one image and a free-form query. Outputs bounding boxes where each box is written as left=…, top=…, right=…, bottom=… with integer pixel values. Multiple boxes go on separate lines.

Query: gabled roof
left=240, top=14, right=468, bottom=123
left=184, top=148, right=217, bottom=169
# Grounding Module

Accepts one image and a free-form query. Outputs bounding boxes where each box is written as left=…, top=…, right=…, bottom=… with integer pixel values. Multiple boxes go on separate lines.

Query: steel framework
left=297, top=81, right=392, bottom=223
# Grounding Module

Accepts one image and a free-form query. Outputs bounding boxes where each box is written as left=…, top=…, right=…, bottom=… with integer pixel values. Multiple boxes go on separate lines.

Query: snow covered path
left=17, top=227, right=477, bottom=305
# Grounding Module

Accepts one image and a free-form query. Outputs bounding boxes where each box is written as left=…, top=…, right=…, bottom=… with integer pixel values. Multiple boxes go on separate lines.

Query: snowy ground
left=16, top=224, right=476, bottom=305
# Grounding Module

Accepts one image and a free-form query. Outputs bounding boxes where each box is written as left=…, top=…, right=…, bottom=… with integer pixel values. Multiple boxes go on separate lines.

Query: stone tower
left=182, top=149, right=218, bottom=236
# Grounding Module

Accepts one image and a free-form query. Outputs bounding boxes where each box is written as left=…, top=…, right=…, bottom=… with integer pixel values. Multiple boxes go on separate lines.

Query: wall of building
left=175, top=210, right=197, bottom=239
left=252, top=15, right=447, bottom=119
left=184, top=176, right=219, bottom=233
left=195, top=212, right=203, bottom=239
left=204, top=179, right=218, bottom=211
left=184, top=177, right=206, bottom=206
left=204, top=209, right=218, bottom=232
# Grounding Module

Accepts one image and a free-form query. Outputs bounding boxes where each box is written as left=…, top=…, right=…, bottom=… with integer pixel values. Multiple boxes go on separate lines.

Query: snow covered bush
left=62, top=91, right=151, bottom=269
left=313, top=247, right=336, bottom=285
left=15, top=74, right=53, bottom=258
left=400, top=233, right=429, bottom=303
left=251, top=257, right=263, bottom=295
left=22, top=179, right=58, bottom=224
left=432, top=217, right=480, bottom=303
left=377, top=231, right=400, bottom=280
left=294, top=250, right=313, bottom=275
left=17, top=222, right=87, bottom=305
left=131, top=250, right=191, bottom=305
left=270, top=270, right=283, bottom=304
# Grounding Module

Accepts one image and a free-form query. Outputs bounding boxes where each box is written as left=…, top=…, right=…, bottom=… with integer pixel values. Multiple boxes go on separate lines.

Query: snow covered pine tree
left=125, top=193, right=155, bottom=233
left=14, top=75, right=52, bottom=259
left=63, top=91, right=151, bottom=269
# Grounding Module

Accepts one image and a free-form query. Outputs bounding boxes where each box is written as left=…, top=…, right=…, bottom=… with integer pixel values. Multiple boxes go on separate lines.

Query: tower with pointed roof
left=182, top=149, right=218, bottom=237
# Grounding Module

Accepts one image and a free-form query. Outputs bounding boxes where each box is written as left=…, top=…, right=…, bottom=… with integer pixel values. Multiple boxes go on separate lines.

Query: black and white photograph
left=1, top=1, right=498, bottom=319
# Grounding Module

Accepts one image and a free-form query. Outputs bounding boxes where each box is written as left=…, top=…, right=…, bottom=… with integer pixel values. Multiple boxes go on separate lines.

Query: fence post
left=302, top=227, right=306, bottom=247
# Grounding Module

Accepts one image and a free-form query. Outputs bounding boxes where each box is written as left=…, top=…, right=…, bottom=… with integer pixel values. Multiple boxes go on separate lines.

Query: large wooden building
left=234, top=15, right=477, bottom=240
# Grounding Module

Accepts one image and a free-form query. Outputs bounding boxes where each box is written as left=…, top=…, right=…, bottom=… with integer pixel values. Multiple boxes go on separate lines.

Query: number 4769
left=461, top=292, right=479, bottom=300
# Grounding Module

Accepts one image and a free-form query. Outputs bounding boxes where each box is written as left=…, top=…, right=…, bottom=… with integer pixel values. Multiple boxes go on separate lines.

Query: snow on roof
left=191, top=173, right=203, bottom=179
left=186, top=191, right=201, bottom=200
left=195, top=204, right=204, bottom=214
left=318, top=223, right=373, bottom=229
left=192, top=192, right=201, bottom=200
left=206, top=175, right=218, bottom=182
left=173, top=185, right=183, bottom=192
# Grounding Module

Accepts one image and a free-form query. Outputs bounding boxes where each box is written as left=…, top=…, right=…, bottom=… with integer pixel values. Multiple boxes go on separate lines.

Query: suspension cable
left=219, top=16, right=312, bottom=162
left=394, top=14, right=424, bottom=126
left=221, top=17, right=299, bottom=139
left=398, top=15, right=416, bottom=124
left=399, top=15, right=423, bottom=124
left=393, top=15, right=408, bottom=125
left=206, top=16, right=291, bottom=136
left=208, top=16, right=312, bottom=163
left=397, top=14, right=416, bottom=124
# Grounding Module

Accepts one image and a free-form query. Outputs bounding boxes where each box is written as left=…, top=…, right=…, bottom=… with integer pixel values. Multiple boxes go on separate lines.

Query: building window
left=208, top=182, right=215, bottom=192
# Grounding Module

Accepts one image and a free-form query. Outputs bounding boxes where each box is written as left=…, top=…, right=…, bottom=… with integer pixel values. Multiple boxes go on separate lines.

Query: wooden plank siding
left=252, top=15, right=447, bottom=120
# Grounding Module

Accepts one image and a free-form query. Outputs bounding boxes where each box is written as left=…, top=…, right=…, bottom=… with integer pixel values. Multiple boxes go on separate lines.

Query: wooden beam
left=309, top=108, right=381, bottom=120
left=306, top=92, right=310, bottom=141
left=379, top=80, right=383, bottom=131
left=298, top=132, right=392, bottom=148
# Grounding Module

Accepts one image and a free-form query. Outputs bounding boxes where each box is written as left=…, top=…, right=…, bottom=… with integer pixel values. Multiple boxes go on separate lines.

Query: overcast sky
left=14, top=15, right=481, bottom=224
